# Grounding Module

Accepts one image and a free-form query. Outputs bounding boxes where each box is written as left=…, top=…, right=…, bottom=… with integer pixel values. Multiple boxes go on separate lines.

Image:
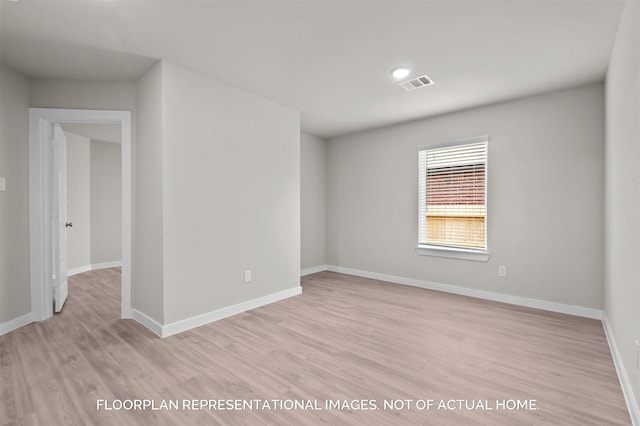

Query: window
left=417, top=136, right=489, bottom=261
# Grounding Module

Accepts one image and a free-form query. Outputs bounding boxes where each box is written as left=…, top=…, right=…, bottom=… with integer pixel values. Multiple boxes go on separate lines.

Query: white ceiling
left=0, top=0, right=626, bottom=139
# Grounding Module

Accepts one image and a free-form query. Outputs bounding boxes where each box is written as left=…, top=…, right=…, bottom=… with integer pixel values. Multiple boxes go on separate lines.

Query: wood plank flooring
left=0, top=269, right=631, bottom=425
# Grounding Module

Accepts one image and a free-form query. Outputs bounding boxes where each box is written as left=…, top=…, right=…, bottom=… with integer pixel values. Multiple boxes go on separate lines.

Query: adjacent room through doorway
left=28, top=108, right=132, bottom=322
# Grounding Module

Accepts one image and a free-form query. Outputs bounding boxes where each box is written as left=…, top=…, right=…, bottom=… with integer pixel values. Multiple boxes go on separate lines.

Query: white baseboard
left=325, top=265, right=603, bottom=320
left=68, top=264, right=92, bottom=276
left=301, top=264, right=329, bottom=276
left=92, top=261, right=122, bottom=270
left=68, top=261, right=123, bottom=277
left=132, top=286, right=303, bottom=338
left=161, top=286, right=302, bottom=338
left=0, top=312, right=35, bottom=336
left=603, top=313, right=640, bottom=426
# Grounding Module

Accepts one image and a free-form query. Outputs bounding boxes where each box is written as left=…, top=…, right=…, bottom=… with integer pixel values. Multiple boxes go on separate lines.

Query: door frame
left=29, top=108, right=132, bottom=321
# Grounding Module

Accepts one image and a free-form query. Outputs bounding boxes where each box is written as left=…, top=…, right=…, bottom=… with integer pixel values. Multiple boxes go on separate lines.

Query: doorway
left=62, top=123, right=123, bottom=277
left=29, top=108, right=132, bottom=320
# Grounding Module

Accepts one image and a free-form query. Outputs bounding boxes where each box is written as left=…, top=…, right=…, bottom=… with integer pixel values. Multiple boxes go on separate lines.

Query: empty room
left=0, top=0, right=639, bottom=424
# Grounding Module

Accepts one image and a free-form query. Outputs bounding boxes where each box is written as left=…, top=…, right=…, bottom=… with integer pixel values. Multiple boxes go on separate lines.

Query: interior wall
left=65, top=131, right=92, bottom=271
left=301, top=131, right=327, bottom=270
left=29, top=80, right=136, bottom=111
left=605, top=0, right=640, bottom=410
left=327, top=83, right=605, bottom=309
left=0, top=65, right=31, bottom=325
left=134, top=62, right=165, bottom=324
left=65, top=134, right=123, bottom=271
left=90, top=140, right=122, bottom=265
left=161, top=61, right=300, bottom=324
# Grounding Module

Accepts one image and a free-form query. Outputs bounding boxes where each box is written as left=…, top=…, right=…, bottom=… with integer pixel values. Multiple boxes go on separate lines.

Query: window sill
left=415, top=245, right=491, bottom=262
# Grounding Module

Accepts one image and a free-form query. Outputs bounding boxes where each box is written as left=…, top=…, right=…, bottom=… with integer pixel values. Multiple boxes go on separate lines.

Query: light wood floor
left=0, top=269, right=631, bottom=425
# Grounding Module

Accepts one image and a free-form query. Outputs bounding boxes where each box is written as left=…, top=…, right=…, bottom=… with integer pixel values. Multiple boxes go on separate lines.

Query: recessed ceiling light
left=391, top=67, right=412, bottom=80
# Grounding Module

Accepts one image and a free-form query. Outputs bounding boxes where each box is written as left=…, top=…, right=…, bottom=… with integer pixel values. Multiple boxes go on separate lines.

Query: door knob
left=65, top=222, right=73, bottom=228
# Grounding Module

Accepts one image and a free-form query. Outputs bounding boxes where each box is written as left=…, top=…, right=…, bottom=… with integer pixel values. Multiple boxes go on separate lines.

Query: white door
left=52, top=124, right=69, bottom=312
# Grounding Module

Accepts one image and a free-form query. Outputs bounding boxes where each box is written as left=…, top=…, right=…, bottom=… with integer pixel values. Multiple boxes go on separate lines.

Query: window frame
left=416, top=135, right=490, bottom=262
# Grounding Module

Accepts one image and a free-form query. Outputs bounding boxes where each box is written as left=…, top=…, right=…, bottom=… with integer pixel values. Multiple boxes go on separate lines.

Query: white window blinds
left=418, top=136, right=488, bottom=250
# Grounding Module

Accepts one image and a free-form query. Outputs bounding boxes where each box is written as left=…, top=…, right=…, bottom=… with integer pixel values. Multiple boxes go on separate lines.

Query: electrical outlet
left=244, top=270, right=252, bottom=283
left=498, top=265, right=507, bottom=277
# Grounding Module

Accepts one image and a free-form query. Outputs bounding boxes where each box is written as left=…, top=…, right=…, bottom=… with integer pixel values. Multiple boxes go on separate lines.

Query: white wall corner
left=131, top=309, right=164, bottom=338
left=161, top=286, right=302, bottom=338
left=301, top=265, right=329, bottom=276
left=325, top=265, right=603, bottom=320
left=0, top=312, right=35, bottom=336
left=602, top=313, right=640, bottom=426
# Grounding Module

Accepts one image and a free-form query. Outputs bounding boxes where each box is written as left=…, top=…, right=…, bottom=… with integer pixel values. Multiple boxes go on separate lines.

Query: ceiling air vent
left=398, top=74, right=434, bottom=91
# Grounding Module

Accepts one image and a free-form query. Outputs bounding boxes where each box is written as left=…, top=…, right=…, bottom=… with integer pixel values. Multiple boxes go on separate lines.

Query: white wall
left=161, top=61, right=300, bottom=324
left=3, top=66, right=300, bottom=332
left=605, top=0, right=640, bottom=412
left=0, top=65, right=31, bottom=325
left=301, top=131, right=327, bottom=270
left=66, top=134, right=122, bottom=271
left=65, top=131, right=92, bottom=271
left=328, top=84, right=605, bottom=309
left=30, top=80, right=136, bottom=111
left=134, top=63, right=165, bottom=324
left=90, top=140, right=122, bottom=265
